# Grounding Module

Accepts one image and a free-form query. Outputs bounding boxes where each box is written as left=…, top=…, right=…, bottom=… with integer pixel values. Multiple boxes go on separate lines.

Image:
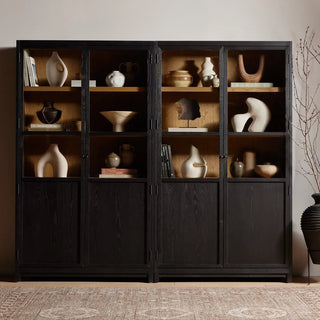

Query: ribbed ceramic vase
left=46, top=51, right=68, bottom=87
left=181, top=145, right=207, bottom=178
left=301, top=193, right=320, bottom=263
left=36, top=144, right=68, bottom=177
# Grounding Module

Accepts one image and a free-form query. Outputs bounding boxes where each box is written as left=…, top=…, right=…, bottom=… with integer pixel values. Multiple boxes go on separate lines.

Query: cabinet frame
left=16, top=40, right=292, bottom=282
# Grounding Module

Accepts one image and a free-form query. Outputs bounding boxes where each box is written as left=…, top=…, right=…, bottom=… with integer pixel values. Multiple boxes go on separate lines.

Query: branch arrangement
left=293, top=26, right=320, bottom=192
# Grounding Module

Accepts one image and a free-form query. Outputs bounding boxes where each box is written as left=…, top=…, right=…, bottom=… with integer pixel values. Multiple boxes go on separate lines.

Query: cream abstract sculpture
left=36, top=144, right=68, bottom=177
left=231, top=97, right=271, bottom=132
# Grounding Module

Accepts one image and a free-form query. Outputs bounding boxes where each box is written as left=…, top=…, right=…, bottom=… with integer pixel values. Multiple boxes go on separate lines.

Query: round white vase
left=105, top=71, right=125, bottom=87
left=36, top=144, right=68, bottom=177
left=46, top=51, right=68, bottom=87
left=200, top=57, right=216, bottom=87
left=181, top=145, right=207, bottom=178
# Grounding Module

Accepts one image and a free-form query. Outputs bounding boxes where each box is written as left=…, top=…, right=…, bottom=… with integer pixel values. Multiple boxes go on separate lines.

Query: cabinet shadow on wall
left=0, top=48, right=16, bottom=275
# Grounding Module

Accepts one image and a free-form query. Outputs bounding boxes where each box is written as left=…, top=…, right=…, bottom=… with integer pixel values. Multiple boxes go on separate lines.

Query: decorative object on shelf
left=46, top=51, right=68, bottom=87
left=100, top=110, right=137, bottom=132
left=36, top=101, right=62, bottom=124
left=230, top=82, right=273, bottom=88
left=161, top=144, right=174, bottom=178
left=231, top=97, right=271, bottom=132
left=99, top=168, right=138, bottom=178
left=254, top=163, right=278, bottom=178
left=181, top=145, right=207, bottom=178
left=213, top=74, right=220, bottom=88
left=105, top=152, right=121, bottom=168
left=166, top=70, right=193, bottom=87
left=105, top=71, right=125, bottom=87
left=119, top=144, right=135, bottom=167
left=28, top=123, right=64, bottom=131
left=119, top=62, right=140, bottom=86
left=238, top=54, right=265, bottom=83
left=230, top=158, right=245, bottom=178
left=301, top=193, right=320, bottom=263
left=36, top=144, right=68, bottom=177
left=76, top=121, right=81, bottom=131
left=71, top=80, right=96, bottom=87
left=168, top=98, right=208, bottom=132
left=200, top=57, right=217, bottom=87
left=243, top=151, right=256, bottom=177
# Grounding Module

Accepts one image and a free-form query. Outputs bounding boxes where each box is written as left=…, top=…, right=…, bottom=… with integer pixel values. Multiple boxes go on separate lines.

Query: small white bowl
left=255, top=163, right=278, bottom=178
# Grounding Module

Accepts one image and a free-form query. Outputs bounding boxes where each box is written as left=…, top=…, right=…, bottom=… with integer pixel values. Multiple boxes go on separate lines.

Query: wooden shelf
left=163, top=132, right=219, bottom=136
left=23, top=131, right=81, bottom=135
left=23, top=177, right=81, bottom=182
left=89, top=177, right=147, bottom=183
left=162, top=87, right=219, bottom=92
left=90, top=87, right=146, bottom=93
left=90, top=131, right=147, bottom=137
left=24, top=86, right=80, bottom=92
left=228, top=87, right=284, bottom=93
left=228, top=132, right=287, bottom=137
left=162, top=177, right=219, bottom=182
left=227, top=178, right=286, bottom=182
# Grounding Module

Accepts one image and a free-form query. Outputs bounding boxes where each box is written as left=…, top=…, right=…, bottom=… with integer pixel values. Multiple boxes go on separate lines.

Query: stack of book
left=99, top=168, right=138, bottom=178
left=161, top=144, right=174, bottom=177
left=28, top=123, right=64, bottom=131
left=24, top=50, right=39, bottom=87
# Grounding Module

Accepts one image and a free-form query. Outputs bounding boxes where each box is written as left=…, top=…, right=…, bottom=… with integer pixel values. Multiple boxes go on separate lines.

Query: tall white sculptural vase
left=36, top=144, right=68, bottom=177
left=181, top=145, right=207, bottom=178
left=46, top=51, right=68, bottom=87
left=200, top=57, right=217, bottom=87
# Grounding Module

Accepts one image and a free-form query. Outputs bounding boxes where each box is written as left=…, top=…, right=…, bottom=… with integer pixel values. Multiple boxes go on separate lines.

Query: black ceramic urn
left=37, top=101, right=62, bottom=124
left=301, top=193, right=320, bottom=264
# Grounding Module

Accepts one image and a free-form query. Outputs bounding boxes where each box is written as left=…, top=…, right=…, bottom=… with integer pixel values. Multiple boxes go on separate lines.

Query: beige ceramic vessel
left=254, top=163, right=278, bottom=178
left=166, top=70, right=193, bottom=87
left=100, top=111, right=137, bottom=132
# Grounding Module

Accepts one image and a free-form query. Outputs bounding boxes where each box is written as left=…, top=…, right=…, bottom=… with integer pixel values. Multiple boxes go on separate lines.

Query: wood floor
left=0, top=277, right=319, bottom=288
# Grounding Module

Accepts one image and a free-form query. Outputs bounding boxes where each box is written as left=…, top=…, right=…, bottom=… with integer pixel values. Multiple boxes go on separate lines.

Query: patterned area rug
left=0, top=287, right=320, bottom=319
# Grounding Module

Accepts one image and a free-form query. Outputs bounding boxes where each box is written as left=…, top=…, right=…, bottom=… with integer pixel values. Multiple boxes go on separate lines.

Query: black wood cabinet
left=16, top=40, right=292, bottom=282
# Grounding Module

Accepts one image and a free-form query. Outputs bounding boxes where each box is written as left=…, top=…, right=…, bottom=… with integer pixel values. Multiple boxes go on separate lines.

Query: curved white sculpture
left=46, top=51, right=68, bottom=87
left=36, top=144, right=68, bottom=177
left=231, top=97, right=271, bottom=132
left=181, top=145, right=207, bottom=178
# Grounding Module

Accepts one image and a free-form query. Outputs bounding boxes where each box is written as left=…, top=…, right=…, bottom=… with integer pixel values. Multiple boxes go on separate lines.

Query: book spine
left=164, top=144, right=170, bottom=178
left=26, top=56, right=35, bottom=86
left=23, top=50, right=29, bottom=86
left=167, top=144, right=174, bottom=177
left=161, top=144, right=166, bottom=178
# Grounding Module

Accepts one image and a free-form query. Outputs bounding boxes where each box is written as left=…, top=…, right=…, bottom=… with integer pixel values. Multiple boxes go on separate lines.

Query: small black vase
left=36, top=101, right=61, bottom=124
left=301, top=193, right=320, bottom=263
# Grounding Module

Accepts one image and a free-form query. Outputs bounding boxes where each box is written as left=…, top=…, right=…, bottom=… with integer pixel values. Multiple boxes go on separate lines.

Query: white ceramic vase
left=200, top=57, right=216, bottom=87
left=105, top=70, right=125, bottom=87
left=36, top=144, right=68, bottom=177
left=181, top=145, right=207, bottom=178
left=46, top=51, right=68, bottom=87
left=231, top=97, right=271, bottom=132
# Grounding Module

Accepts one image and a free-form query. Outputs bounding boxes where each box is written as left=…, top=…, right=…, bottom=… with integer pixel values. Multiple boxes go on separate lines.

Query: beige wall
left=1, top=0, right=320, bottom=276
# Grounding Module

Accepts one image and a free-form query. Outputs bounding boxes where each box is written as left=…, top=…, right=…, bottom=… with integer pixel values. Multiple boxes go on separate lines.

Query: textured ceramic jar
left=230, top=158, right=245, bottom=178
left=105, top=71, right=125, bottom=87
left=105, top=152, right=121, bottom=168
left=166, top=70, right=193, bottom=87
left=301, top=193, right=320, bottom=263
left=36, top=101, right=61, bottom=124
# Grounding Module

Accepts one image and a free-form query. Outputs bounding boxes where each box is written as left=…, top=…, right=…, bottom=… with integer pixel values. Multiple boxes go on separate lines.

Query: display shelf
left=89, top=177, right=147, bottom=183
left=162, top=132, right=219, bottom=136
left=228, top=132, right=287, bottom=137
left=22, top=177, right=81, bottom=182
left=89, top=131, right=147, bottom=137
left=162, top=177, right=220, bottom=183
left=24, top=86, right=80, bottom=92
left=228, top=87, right=284, bottom=93
left=23, top=131, right=81, bottom=135
left=227, top=177, right=286, bottom=182
left=90, top=87, right=146, bottom=93
left=162, top=87, right=219, bottom=92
